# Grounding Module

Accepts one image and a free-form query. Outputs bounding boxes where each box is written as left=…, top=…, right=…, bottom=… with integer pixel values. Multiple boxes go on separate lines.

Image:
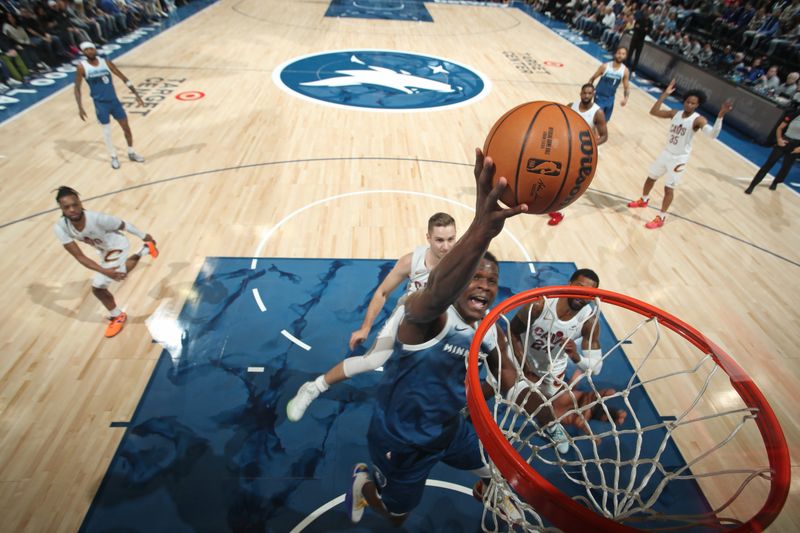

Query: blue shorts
left=94, top=99, right=126, bottom=125
left=366, top=415, right=483, bottom=515
left=595, top=96, right=615, bottom=122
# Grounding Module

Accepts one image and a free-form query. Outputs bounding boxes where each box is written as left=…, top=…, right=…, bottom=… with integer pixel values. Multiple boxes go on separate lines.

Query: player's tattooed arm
left=74, top=64, right=87, bottom=121
left=107, top=59, right=145, bottom=107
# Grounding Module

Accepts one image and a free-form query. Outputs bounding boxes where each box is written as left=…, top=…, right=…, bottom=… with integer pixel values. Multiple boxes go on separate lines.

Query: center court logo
left=273, top=50, right=491, bottom=112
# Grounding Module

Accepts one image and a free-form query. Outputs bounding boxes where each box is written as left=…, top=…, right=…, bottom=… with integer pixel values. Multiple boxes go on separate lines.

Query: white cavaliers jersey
left=570, top=101, right=600, bottom=132
left=522, top=297, right=594, bottom=378
left=54, top=210, right=129, bottom=263
left=665, top=111, right=699, bottom=156
left=406, top=245, right=431, bottom=294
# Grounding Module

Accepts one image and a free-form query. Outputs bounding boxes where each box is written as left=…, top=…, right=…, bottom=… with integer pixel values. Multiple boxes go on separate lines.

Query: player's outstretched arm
left=588, top=64, right=605, bottom=85
left=118, top=221, right=156, bottom=244
left=74, top=64, right=87, bottom=121
left=349, top=253, right=412, bottom=350
left=650, top=79, right=678, bottom=119
left=577, top=315, right=603, bottom=375
left=107, top=59, right=144, bottom=106
left=402, top=149, right=527, bottom=327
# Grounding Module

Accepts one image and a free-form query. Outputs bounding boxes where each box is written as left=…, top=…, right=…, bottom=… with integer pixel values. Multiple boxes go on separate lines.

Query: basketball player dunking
left=588, top=46, right=630, bottom=122
left=548, top=85, right=608, bottom=226
left=286, top=213, right=457, bottom=422
left=628, top=80, right=732, bottom=229
left=74, top=42, right=146, bottom=169
left=508, top=268, right=603, bottom=453
left=53, top=186, right=158, bottom=338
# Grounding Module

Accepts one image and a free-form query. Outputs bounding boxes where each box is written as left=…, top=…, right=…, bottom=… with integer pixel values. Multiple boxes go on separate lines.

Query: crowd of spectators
left=530, top=0, right=800, bottom=107
left=0, top=0, right=196, bottom=92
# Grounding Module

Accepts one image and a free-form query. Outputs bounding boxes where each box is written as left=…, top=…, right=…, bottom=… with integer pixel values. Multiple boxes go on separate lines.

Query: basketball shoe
left=145, top=241, right=159, bottom=259
left=111, top=156, right=120, bottom=169
left=128, top=151, right=145, bottom=163
left=345, top=463, right=369, bottom=523
left=627, top=198, right=648, bottom=208
left=105, top=312, right=127, bottom=338
left=547, top=212, right=564, bottom=226
left=544, top=422, right=570, bottom=454
left=286, top=381, right=320, bottom=421
left=645, top=216, right=665, bottom=229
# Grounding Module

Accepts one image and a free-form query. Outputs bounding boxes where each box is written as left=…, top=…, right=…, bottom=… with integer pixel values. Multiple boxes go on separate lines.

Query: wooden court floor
left=0, top=1, right=797, bottom=531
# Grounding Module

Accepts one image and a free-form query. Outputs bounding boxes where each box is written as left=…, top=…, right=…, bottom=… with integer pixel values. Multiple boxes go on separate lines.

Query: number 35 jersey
left=665, top=111, right=699, bottom=156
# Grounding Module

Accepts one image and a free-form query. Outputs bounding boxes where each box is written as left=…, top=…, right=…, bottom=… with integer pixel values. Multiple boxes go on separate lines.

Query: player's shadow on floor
left=142, top=142, right=207, bottom=162
left=52, top=138, right=206, bottom=164
left=582, top=189, right=627, bottom=211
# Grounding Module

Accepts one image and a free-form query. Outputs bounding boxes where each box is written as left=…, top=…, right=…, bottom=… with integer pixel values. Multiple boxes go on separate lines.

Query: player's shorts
left=94, top=99, right=127, bottom=125
left=648, top=150, right=690, bottom=188
left=366, top=415, right=483, bottom=515
left=595, top=95, right=615, bottom=122
left=91, top=246, right=130, bottom=289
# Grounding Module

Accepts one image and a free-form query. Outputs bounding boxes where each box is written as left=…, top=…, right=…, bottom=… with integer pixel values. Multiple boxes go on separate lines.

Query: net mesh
left=470, top=289, right=788, bottom=533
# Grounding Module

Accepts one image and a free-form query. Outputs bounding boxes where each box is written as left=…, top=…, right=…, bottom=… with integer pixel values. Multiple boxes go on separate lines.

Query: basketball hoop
left=466, top=287, right=790, bottom=532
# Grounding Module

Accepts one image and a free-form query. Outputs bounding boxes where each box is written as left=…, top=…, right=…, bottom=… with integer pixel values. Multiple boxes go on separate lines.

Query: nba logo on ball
left=273, top=50, right=491, bottom=112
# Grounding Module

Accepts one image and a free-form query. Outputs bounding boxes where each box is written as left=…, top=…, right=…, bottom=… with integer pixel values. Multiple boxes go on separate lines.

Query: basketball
left=483, top=101, right=598, bottom=214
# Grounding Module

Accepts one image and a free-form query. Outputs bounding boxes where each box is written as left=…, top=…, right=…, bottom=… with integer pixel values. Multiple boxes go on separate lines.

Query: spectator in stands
left=593, top=5, right=615, bottom=39
left=0, top=31, right=30, bottom=84
left=678, top=33, right=693, bottom=56
left=753, top=65, right=781, bottom=96
left=697, top=42, right=714, bottom=67
left=743, top=7, right=782, bottom=50
left=743, top=56, right=766, bottom=85
left=767, top=18, right=800, bottom=56
left=85, top=0, right=122, bottom=37
left=627, top=4, right=652, bottom=76
left=98, top=0, right=130, bottom=32
left=775, top=71, right=800, bottom=102
left=65, top=0, right=106, bottom=44
left=739, top=6, right=767, bottom=41
left=717, top=44, right=736, bottom=72
left=17, top=5, right=70, bottom=66
left=2, top=11, right=49, bottom=71
left=729, top=51, right=748, bottom=81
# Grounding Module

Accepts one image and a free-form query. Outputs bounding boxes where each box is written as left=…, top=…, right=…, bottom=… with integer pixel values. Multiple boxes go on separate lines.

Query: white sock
left=138, top=243, right=150, bottom=257
left=127, top=146, right=135, bottom=155
left=102, top=124, right=117, bottom=157
left=660, top=212, right=667, bottom=219
left=642, top=195, right=649, bottom=202
left=109, top=307, right=122, bottom=318
left=314, top=375, right=330, bottom=393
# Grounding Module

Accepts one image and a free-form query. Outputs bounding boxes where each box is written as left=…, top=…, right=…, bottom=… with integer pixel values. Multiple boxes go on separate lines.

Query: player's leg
left=91, top=270, right=127, bottom=337
left=124, top=241, right=157, bottom=273
left=745, top=145, right=784, bottom=193
left=114, top=107, right=145, bottom=163
left=348, top=422, right=436, bottom=525
left=96, top=103, right=120, bottom=169
left=630, top=151, right=668, bottom=208
left=646, top=157, right=684, bottom=229
left=286, top=337, right=393, bottom=421
left=770, top=147, right=799, bottom=189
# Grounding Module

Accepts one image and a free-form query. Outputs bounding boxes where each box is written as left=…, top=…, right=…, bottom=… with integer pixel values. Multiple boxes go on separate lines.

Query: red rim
left=466, top=286, right=790, bottom=532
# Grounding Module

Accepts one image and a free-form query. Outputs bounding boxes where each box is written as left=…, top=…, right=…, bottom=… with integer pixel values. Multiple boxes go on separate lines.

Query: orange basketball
left=483, top=101, right=598, bottom=214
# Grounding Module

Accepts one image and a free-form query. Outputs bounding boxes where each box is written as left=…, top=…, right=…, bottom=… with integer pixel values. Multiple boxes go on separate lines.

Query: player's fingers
left=485, top=174, right=506, bottom=205
left=500, top=203, right=528, bottom=219
left=473, top=147, right=485, bottom=179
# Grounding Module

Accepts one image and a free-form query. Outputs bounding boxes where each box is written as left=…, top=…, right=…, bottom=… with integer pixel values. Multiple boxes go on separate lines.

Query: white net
left=472, top=292, right=785, bottom=532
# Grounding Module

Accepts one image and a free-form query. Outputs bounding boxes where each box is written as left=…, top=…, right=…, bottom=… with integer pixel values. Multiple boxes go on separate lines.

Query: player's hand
left=135, top=95, right=145, bottom=107
left=665, top=78, right=676, bottom=95
left=718, top=99, right=733, bottom=116
left=563, top=339, right=579, bottom=362
left=472, top=148, right=527, bottom=240
left=349, top=327, right=369, bottom=350
left=103, top=268, right=126, bottom=281
left=621, top=95, right=628, bottom=106
left=78, top=107, right=87, bottom=121
left=777, top=138, right=788, bottom=147
left=792, top=146, right=800, bottom=154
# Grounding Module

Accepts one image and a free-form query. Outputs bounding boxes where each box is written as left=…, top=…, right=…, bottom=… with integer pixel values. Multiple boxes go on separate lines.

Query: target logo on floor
left=273, top=50, right=491, bottom=111
left=175, top=91, right=205, bottom=101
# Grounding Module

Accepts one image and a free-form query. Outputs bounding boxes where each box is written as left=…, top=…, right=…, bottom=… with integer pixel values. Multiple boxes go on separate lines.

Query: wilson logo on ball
left=527, top=159, right=562, bottom=176
left=556, top=129, right=596, bottom=210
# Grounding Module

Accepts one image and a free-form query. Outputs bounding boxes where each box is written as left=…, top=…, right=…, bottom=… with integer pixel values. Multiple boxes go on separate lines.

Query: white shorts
left=91, top=246, right=130, bottom=289
left=648, top=150, right=690, bottom=188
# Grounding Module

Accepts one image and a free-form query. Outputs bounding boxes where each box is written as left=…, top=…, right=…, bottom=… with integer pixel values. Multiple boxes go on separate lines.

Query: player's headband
left=79, top=42, right=96, bottom=52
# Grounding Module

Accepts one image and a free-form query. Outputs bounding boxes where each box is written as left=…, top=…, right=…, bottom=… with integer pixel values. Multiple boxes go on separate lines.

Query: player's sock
left=109, top=307, right=122, bottom=318
left=659, top=212, right=667, bottom=219
left=102, top=124, right=117, bottom=157
left=315, top=375, right=330, bottom=393
left=138, top=243, right=150, bottom=257
left=642, top=195, right=649, bottom=202
left=127, top=146, right=135, bottom=155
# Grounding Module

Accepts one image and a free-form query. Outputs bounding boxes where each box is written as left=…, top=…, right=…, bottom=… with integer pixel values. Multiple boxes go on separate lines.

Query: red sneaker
left=145, top=241, right=159, bottom=259
left=105, top=312, right=127, bottom=338
left=627, top=198, right=649, bottom=208
left=547, top=212, right=564, bottom=226
left=645, top=216, right=665, bottom=229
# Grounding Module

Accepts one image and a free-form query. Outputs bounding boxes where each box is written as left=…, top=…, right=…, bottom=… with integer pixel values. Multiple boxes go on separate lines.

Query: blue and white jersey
left=81, top=58, right=118, bottom=103
left=595, top=62, right=626, bottom=100
left=372, top=305, right=498, bottom=449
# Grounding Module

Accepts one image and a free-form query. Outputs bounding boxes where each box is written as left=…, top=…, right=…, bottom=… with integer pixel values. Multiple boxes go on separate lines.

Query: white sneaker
left=345, top=463, right=369, bottom=523
left=0, top=83, right=9, bottom=92
left=286, top=381, right=320, bottom=421
left=7, top=78, right=22, bottom=86
left=544, top=422, right=570, bottom=454
left=128, top=151, right=145, bottom=163
left=110, top=156, right=120, bottom=169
